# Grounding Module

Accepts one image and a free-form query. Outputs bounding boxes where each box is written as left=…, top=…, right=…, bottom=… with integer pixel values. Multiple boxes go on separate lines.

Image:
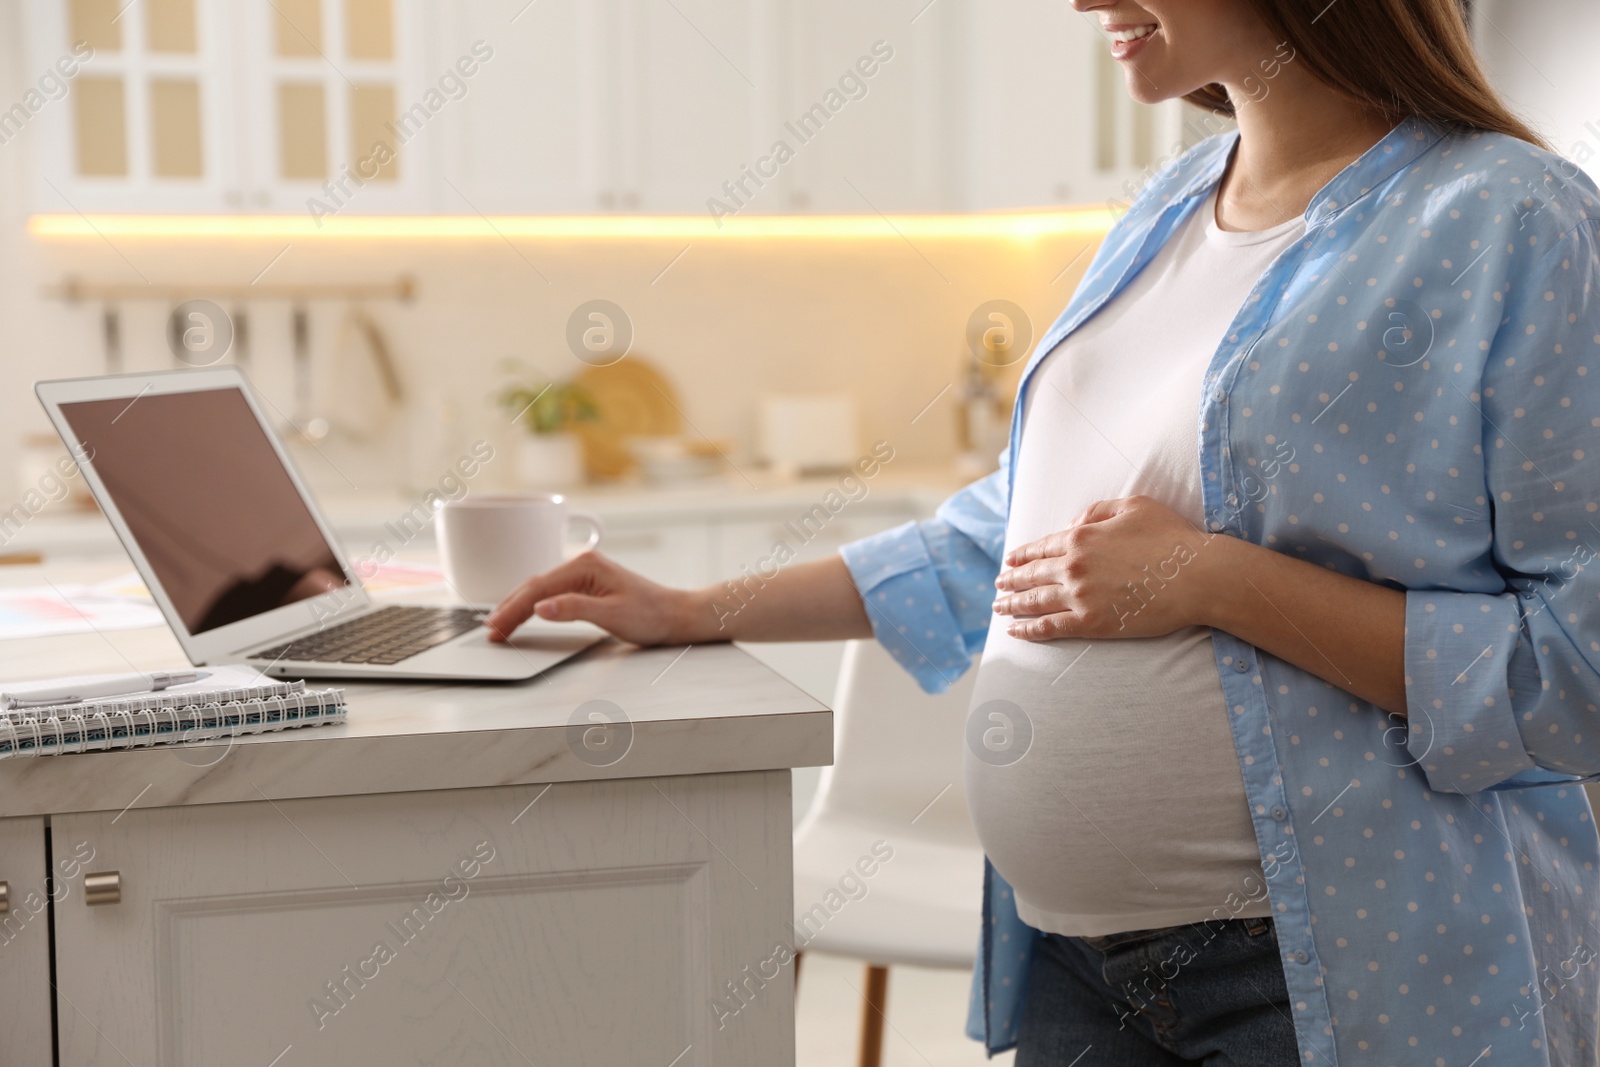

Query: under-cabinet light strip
left=27, top=211, right=1115, bottom=242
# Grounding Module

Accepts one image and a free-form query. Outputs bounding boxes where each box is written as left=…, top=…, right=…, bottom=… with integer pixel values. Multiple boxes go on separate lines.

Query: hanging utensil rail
left=42, top=276, right=417, bottom=303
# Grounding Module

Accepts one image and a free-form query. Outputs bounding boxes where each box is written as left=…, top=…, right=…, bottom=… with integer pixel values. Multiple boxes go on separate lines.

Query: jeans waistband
left=1076, top=914, right=1274, bottom=953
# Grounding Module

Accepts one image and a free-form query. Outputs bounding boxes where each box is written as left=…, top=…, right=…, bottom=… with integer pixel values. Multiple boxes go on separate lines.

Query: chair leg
left=858, top=964, right=889, bottom=1067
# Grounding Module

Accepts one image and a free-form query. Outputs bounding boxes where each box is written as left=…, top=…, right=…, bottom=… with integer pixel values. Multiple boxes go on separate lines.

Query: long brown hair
left=1184, top=0, right=1550, bottom=149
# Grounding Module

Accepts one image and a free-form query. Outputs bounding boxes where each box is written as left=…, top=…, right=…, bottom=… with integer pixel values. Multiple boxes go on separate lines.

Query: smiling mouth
left=1102, top=22, right=1158, bottom=59
left=1105, top=24, right=1158, bottom=44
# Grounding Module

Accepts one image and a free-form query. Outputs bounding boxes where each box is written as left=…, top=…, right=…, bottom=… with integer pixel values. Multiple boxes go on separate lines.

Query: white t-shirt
left=964, top=189, right=1306, bottom=937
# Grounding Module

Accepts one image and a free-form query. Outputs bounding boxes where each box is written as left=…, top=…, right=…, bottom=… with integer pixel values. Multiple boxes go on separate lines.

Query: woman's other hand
left=995, top=495, right=1220, bottom=641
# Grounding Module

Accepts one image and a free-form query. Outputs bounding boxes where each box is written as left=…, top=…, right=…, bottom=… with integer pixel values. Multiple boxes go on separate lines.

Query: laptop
left=35, top=367, right=604, bottom=681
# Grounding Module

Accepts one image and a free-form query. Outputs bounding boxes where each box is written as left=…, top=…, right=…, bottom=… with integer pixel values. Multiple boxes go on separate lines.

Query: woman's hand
left=994, top=495, right=1219, bottom=641
left=487, top=553, right=874, bottom=648
left=485, top=551, right=706, bottom=647
left=994, top=494, right=1411, bottom=714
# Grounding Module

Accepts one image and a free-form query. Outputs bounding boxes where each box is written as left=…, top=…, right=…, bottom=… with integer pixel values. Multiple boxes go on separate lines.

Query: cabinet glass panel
left=278, top=83, right=328, bottom=179
left=350, top=84, right=398, bottom=180
left=264, top=0, right=403, bottom=196
left=151, top=78, right=203, bottom=176
left=69, top=0, right=121, bottom=51
left=274, top=0, right=324, bottom=57
left=345, top=0, right=393, bottom=60
left=145, top=0, right=196, bottom=53
left=74, top=76, right=127, bottom=176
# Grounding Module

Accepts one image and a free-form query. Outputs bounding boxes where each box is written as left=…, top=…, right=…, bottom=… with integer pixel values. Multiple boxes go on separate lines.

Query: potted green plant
left=498, top=366, right=599, bottom=489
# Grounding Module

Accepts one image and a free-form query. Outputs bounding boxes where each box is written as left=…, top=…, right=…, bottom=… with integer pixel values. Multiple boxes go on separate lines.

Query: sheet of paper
left=0, top=559, right=449, bottom=641
left=0, top=581, right=165, bottom=640
left=358, top=560, right=447, bottom=596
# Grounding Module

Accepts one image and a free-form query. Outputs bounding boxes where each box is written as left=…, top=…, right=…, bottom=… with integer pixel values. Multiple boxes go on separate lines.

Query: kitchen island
left=0, top=568, right=831, bottom=1066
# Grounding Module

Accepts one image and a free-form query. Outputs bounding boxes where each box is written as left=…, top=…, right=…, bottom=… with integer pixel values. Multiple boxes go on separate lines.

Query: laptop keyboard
left=255, top=605, right=489, bottom=666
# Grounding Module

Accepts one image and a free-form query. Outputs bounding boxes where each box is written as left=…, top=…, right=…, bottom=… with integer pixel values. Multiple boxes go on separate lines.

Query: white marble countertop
left=0, top=564, right=833, bottom=819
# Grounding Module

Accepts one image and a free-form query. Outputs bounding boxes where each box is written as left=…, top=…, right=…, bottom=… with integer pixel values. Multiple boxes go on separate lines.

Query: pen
left=0, top=670, right=212, bottom=711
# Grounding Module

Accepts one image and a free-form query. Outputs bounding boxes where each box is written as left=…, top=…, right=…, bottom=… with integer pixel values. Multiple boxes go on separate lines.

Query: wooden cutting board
left=571, top=358, right=683, bottom=479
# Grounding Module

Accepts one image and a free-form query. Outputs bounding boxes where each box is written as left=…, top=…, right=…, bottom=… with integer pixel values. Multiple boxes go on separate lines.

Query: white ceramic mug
left=434, top=493, right=603, bottom=606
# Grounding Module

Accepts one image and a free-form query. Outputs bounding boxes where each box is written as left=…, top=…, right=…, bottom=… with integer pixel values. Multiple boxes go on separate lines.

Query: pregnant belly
left=963, top=621, right=1270, bottom=936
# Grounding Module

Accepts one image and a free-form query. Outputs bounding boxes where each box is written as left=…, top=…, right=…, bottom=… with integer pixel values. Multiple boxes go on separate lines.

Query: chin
left=1122, top=74, right=1176, bottom=107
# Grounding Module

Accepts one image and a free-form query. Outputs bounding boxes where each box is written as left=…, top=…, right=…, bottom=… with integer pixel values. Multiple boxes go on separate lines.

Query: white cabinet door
left=958, top=0, right=1187, bottom=211
left=25, top=0, right=1180, bottom=215
left=599, top=520, right=715, bottom=589
left=714, top=506, right=917, bottom=573
left=53, top=775, right=794, bottom=1066
left=610, top=0, right=777, bottom=214
left=770, top=0, right=950, bottom=214
left=27, top=0, right=432, bottom=215
left=231, top=0, right=428, bottom=215
left=715, top=505, right=918, bottom=703
left=441, top=0, right=776, bottom=216
left=0, top=816, right=53, bottom=1067
left=27, top=0, right=239, bottom=213
left=436, top=0, right=609, bottom=214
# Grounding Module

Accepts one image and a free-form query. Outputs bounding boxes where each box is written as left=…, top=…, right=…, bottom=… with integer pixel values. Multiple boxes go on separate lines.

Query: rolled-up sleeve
left=839, top=455, right=1009, bottom=693
left=1405, top=218, right=1600, bottom=793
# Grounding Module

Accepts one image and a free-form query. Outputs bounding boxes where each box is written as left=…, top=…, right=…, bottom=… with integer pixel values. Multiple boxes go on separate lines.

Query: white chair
left=793, top=639, right=985, bottom=1067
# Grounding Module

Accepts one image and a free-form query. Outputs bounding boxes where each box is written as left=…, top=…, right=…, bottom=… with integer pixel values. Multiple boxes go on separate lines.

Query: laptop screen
left=59, top=386, right=350, bottom=635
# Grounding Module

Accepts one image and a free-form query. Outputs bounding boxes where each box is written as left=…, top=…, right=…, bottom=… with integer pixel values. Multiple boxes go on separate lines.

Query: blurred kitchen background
left=0, top=1, right=1595, bottom=1062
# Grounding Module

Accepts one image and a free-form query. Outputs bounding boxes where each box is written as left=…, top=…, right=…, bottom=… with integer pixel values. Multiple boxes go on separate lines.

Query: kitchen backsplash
left=0, top=222, right=1100, bottom=500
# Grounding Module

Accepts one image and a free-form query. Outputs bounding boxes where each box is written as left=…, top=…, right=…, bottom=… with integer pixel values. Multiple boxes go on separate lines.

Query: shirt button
left=1211, top=389, right=1226, bottom=402
left=1294, top=949, right=1310, bottom=964
left=1235, top=660, right=1251, bottom=673
left=1271, top=806, right=1287, bottom=821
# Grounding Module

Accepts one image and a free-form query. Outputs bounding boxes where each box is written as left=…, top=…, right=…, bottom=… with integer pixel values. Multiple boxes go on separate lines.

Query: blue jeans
left=1015, top=915, right=1299, bottom=1066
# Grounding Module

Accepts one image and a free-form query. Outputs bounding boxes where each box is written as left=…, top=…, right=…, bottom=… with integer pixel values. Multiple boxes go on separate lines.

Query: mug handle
left=567, top=511, right=604, bottom=555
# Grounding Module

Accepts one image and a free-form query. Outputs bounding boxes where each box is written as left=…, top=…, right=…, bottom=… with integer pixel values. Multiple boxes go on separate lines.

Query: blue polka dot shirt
left=840, top=116, right=1600, bottom=1066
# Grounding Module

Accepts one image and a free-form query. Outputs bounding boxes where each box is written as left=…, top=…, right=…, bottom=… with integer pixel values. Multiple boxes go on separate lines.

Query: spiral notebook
left=0, top=665, right=348, bottom=759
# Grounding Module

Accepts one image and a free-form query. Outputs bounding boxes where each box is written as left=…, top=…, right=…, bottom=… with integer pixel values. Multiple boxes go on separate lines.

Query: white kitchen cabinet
left=52, top=774, right=794, bottom=1065
left=716, top=503, right=920, bottom=703
left=435, top=0, right=608, bottom=214
left=599, top=518, right=716, bottom=590
left=444, top=0, right=780, bottom=216
left=27, top=0, right=238, bottom=213
left=610, top=0, right=777, bottom=214
left=957, top=0, right=1188, bottom=211
left=439, top=0, right=1182, bottom=215
left=0, top=816, right=53, bottom=1067
left=229, top=0, right=427, bottom=215
left=28, top=0, right=430, bottom=215
left=713, top=506, right=917, bottom=573
left=23, top=0, right=1180, bottom=214
left=770, top=0, right=952, bottom=214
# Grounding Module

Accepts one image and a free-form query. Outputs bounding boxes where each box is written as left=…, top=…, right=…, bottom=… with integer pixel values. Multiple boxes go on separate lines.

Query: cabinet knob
left=84, top=871, right=121, bottom=906
left=0, top=880, right=8, bottom=914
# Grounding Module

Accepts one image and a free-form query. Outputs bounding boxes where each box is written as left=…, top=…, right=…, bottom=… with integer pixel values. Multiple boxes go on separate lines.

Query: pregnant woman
left=489, top=0, right=1600, bottom=1062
